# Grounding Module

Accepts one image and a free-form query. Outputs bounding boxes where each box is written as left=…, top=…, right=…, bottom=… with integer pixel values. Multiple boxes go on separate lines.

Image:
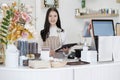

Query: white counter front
left=0, top=62, right=120, bottom=80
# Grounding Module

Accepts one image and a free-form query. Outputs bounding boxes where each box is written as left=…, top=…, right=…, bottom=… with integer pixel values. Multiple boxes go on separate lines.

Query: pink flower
left=21, top=12, right=31, bottom=22
left=12, top=11, right=20, bottom=22
left=21, top=31, right=29, bottom=38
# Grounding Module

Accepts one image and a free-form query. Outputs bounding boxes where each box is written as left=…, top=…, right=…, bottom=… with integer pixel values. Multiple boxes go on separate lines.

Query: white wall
left=35, top=0, right=120, bottom=43
left=1, top=0, right=120, bottom=43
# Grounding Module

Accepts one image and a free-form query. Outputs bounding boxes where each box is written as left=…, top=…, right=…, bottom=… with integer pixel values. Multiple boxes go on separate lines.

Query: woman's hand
left=62, top=47, right=70, bottom=55
left=50, top=50, right=55, bottom=56
left=49, top=47, right=70, bottom=56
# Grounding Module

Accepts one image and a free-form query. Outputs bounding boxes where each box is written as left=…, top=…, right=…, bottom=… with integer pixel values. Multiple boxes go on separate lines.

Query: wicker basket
left=51, top=61, right=67, bottom=68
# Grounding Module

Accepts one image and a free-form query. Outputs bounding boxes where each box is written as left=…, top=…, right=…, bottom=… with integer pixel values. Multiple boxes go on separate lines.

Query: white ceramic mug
left=40, top=47, right=50, bottom=61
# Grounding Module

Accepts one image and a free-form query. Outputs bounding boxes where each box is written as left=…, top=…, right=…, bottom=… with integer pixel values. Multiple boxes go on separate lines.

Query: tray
left=67, top=61, right=90, bottom=65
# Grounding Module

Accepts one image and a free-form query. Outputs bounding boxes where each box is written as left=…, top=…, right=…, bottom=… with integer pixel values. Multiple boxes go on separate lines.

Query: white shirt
left=49, top=26, right=66, bottom=44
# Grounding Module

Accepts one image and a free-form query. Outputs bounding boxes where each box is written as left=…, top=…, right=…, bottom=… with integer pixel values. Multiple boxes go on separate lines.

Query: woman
left=40, top=7, right=69, bottom=58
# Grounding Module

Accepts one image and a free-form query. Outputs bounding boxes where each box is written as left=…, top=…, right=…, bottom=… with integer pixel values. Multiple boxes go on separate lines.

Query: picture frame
left=41, top=0, right=59, bottom=8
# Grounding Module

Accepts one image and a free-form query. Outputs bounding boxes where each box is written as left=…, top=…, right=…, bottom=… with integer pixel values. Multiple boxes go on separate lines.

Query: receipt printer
left=81, top=50, right=97, bottom=63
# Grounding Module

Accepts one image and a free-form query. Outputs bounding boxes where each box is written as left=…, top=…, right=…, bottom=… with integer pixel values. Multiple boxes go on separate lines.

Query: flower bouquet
left=0, top=2, right=33, bottom=46
left=0, top=2, right=34, bottom=67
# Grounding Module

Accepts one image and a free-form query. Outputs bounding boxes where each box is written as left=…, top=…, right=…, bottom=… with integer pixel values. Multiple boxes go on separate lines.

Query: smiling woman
left=40, top=7, right=70, bottom=59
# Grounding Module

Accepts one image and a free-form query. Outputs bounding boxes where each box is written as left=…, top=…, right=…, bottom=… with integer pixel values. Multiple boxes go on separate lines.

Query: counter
left=0, top=61, right=120, bottom=80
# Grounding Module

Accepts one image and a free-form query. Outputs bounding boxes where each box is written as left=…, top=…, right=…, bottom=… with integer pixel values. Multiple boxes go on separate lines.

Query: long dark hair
left=41, top=7, right=64, bottom=42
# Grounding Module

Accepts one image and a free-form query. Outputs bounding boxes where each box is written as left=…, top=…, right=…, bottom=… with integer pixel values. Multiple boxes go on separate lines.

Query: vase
left=5, top=44, right=19, bottom=67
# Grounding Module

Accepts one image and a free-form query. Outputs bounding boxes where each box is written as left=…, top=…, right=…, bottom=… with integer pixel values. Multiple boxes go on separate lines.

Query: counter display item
left=17, top=41, right=38, bottom=56
left=81, top=50, right=97, bottom=63
left=67, top=60, right=89, bottom=65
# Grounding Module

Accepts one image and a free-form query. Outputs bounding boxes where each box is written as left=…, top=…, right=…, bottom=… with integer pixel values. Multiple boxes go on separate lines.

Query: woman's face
left=48, top=11, right=58, bottom=26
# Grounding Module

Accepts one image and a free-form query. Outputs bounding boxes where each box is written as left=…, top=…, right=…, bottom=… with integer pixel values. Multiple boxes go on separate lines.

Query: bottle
left=83, top=41, right=88, bottom=51
left=81, top=0, right=86, bottom=8
left=20, top=56, right=28, bottom=66
left=75, top=8, right=80, bottom=16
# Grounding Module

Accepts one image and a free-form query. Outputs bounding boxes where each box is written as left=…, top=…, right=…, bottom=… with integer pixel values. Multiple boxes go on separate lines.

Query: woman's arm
left=60, top=31, right=67, bottom=44
left=60, top=31, right=70, bottom=55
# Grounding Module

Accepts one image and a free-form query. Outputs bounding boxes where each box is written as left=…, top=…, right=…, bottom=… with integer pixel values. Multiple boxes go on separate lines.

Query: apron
left=43, top=36, right=61, bottom=50
left=42, top=34, right=66, bottom=59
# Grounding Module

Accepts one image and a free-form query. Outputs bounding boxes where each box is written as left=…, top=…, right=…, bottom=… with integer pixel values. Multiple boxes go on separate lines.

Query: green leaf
left=0, top=38, right=7, bottom=44
left=2, top=21, right=9, bottom=26
left=0, top=34, right=6, bottom=38
left=11, top=12, right=14, bottom=17
left=3, top=18, right=10, bottom=22
left=6, top=10, right=11, bottom=15
left=0, top=29, right=7, bottom=34
left=7, top=10, right=13, bottom=17
left=6, top=15, right=10, bottom=19
left=1, top=25, right=8, bottom=30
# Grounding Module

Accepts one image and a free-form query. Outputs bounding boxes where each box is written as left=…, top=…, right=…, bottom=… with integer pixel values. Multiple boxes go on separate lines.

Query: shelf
left=117, top=0, right=120, bottom=3
left=75, top=14, right=119, bottom=18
